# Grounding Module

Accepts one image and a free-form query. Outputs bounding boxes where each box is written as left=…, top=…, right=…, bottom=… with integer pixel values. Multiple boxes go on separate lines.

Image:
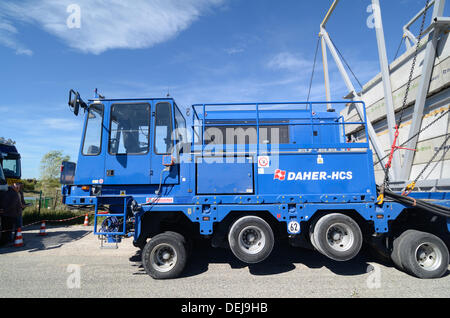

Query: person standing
left=13, top=183, right=24, bottom=235
left=0, top=185, right=22, bottom=246
left=0, top=190, right=7, bottom=245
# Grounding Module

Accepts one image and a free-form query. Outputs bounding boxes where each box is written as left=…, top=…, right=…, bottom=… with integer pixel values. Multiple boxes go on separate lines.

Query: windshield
left=2, top=157, right=21, bottom=179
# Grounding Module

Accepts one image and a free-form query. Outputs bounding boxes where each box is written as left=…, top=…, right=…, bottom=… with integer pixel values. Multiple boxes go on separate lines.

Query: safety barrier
left=0, top=212, right=94, bottom=234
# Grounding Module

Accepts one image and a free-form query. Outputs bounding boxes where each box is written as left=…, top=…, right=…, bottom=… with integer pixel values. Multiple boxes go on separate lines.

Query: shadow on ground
left=0, top=227, right=92, bottom=254
left=129, top=239, right=394, bottom=278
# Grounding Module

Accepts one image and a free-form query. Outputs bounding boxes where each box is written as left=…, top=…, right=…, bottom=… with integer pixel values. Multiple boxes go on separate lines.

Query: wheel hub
left=150, top=244, right=178, bottom=273
left=243, top=229, right=258, bottom=245
left=415, top=243, right=442, bottom=271
left=326, top=224, right=353, bottom=251
left=238, top=226, right=266, bottom=255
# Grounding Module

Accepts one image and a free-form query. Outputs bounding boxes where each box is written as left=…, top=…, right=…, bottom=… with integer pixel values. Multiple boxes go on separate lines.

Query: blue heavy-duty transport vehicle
left=61, top=90, right=450, bottom=279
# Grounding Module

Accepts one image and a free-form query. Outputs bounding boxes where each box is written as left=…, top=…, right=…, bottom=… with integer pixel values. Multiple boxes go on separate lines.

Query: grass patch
left=22, top=208, right=95, bottom=227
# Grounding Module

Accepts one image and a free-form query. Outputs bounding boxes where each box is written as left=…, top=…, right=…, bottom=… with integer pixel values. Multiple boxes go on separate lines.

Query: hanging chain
left=403, top=133, right=450, bottom=195
left=378, top=0, right=431, bottom=204
left=374, top=108, right=449, bottom=167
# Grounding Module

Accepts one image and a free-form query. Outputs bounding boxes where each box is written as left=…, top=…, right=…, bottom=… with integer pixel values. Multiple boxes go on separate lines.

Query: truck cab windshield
left=1, top=157, right=21, bottom=179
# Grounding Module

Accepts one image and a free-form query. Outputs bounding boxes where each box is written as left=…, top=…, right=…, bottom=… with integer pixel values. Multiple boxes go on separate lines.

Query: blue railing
left=191, top=101, right=370, bottom=155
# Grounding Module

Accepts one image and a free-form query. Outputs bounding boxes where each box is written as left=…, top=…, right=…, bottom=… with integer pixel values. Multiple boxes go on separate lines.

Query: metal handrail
left=190, top=101, right=370, bottom=155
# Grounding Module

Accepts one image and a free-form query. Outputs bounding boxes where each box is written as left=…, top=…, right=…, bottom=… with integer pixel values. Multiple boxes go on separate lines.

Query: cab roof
left=88, top=97, right=176, bottom=103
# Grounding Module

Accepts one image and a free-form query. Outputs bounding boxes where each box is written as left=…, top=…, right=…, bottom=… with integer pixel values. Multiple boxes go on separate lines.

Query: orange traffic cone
left=84, top=214, right=89, bottom=226
left=14, top=228, right=24, bottom=247
left=38, top=221, right=47, bottom=236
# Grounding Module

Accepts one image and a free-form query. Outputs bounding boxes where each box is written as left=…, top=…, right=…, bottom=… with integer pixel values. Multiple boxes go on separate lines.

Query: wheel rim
left=238, top=226, right=266, bottom=255
left=415, top=242, right=443, bottom=272
left=325, top=223, right=354, bottom=252
left=150, top=243, right=177, bottom=273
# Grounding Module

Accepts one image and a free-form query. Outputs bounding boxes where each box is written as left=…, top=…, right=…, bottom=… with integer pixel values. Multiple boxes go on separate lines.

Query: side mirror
left=68, top=89, right=80, bottom=116
left=68, top=89, right=88, bottom=116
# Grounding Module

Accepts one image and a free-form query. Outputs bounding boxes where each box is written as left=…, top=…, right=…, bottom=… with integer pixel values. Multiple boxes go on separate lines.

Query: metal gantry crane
left=319, top=0, right=450, bottom=191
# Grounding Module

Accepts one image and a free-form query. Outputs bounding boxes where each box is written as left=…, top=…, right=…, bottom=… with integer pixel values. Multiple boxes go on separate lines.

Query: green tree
left=40, top=150, right=70, bottom=193
left=22, top=179, right=38, bottom=192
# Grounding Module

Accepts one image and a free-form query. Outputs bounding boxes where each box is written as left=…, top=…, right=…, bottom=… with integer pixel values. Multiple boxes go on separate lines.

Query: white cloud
left=267, top=52, right=310, bottom=72
left=0, top=19, right=33, bottom=56
left=43, top=118, right=82, bottom=131
left=0, top=0, right=224, bottom=55
left=225, top=47, right=245, bottom=55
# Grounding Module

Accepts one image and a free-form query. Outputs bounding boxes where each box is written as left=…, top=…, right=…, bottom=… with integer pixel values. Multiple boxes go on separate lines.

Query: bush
left=22, top=208, right=94, bottom=227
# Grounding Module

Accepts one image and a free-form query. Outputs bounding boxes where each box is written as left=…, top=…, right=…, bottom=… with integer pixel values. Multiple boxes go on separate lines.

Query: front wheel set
left=142, top=232, right=188, bottom=280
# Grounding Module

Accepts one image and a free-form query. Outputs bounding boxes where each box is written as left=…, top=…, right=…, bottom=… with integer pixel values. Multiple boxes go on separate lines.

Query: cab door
left=150, top=100, right=179, bottom=185
left=104, top=102, right=152, bottom=185
left=74, top=102, right=106, bottom=185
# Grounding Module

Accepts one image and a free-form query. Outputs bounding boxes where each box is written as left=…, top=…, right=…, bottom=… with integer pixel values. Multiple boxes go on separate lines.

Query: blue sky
left=0, top=0, right=447, bottom=179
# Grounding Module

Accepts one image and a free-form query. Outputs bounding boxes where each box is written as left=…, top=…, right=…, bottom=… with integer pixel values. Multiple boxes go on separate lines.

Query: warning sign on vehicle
left=257, top=156, right=270, bottom=168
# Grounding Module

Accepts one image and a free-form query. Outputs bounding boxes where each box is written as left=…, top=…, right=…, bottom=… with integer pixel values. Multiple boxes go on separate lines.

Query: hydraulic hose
left=377, top=186, right=450, bottom=218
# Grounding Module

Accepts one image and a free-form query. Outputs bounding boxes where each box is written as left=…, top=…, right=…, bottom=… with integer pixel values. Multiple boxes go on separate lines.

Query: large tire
left=399, top=230, right=449, bottom=279
left=228, top=216, right=274, bottom=264
left=312, top=213, right=363, bottom=261
left=390, top=230, right=416, bottom=270
left=142, top=232, right=187, bottom=280
left=308, top=218, right=323, bottom=253
left=164, top=231, right=193, bottom=257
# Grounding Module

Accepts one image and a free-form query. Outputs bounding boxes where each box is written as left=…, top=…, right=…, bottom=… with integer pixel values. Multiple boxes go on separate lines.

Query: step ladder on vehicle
left=93, top=196, right=133, bottom=249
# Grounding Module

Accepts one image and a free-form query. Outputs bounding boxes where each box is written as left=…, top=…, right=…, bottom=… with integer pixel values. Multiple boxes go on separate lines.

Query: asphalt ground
left=0, top=225, right=448, bottom=298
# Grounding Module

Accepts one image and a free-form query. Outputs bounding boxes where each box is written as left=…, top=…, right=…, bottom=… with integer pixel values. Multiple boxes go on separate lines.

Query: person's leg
left=0, top=216, right=7, bottom=245
left=10, top=217, right=17, bottom=243
left=0, top=217, right=15, bottom=244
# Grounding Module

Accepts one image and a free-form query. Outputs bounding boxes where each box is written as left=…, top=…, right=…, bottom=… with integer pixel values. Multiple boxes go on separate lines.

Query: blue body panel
left=255, top=151, right=376, bottom=199
left=196, top=156, right=254, bottom=195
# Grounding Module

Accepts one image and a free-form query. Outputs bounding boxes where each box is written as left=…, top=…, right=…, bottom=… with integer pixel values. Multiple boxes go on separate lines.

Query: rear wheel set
left=141, top=216, right=449, bottom=280
left=391, top=230, right=449, bottom=279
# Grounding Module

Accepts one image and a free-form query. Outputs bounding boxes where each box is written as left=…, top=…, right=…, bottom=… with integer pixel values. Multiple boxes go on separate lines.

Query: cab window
left=174, top=105, right=187, bottom=143
left=82, top=104, right=104, bottom=156
left=154, top=102, right=174, bottom=154
left=109, top=103, right=150, bottom=155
